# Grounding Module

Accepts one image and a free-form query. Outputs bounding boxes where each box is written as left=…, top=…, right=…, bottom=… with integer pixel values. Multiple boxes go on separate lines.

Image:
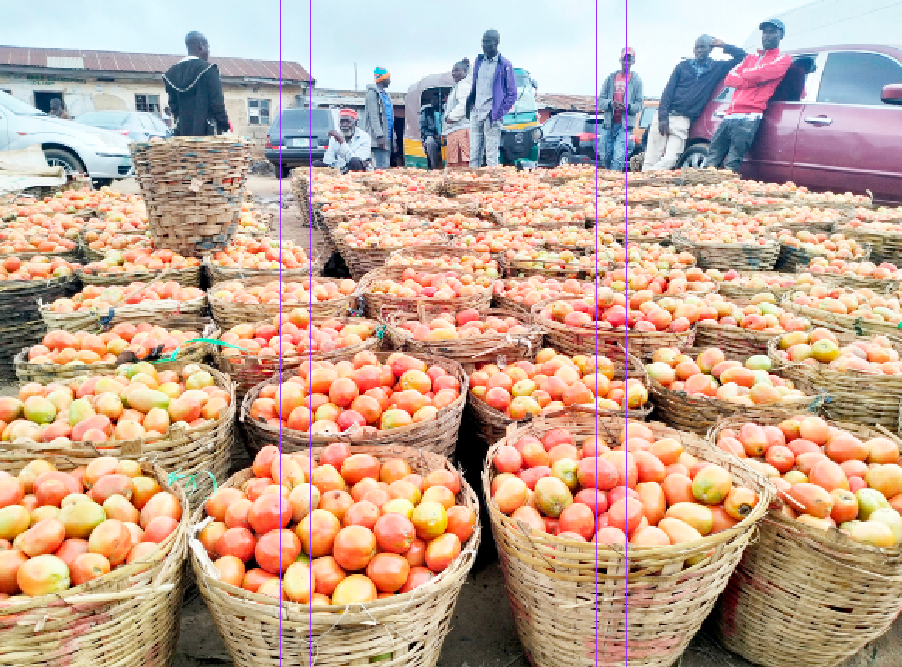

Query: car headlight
left=532, top=127, right=542, bottom=142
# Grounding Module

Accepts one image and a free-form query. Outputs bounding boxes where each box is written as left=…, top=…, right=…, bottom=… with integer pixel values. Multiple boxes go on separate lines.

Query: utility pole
left=354, top=62, right=358, bottom=91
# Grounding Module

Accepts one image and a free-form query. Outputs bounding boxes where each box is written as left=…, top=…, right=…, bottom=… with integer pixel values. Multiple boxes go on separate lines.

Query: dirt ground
left=110, top=174, right=900, bottom=667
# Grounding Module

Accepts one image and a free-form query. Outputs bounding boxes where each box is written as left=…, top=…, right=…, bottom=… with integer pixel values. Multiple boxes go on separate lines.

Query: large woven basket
left=0, top=319, right=46, bottom=381
left=766, top=333, right=902, bottom=432
left=77, top=264, right=202, bottom=287
left=483, top=408, right=771, bottom=667
left=130, top=136, right=252, bottom=256
left=189, top=444, right=479, bottom=667
left=0, top=274, right=79, bottom=325
left=693, top=320, right=789, bottom=358
left=775, top=242, right=872, bottom=273
left=240, top=352, right=468, bottom=459
left=0, top=362, right=234, bottom=502
left=779, top=292, right=900, bottom=339
left=710, top=415, right=902, bottom=667
left=360, top=266, right=493, bottom=321
left=716, top=272, right=807, bottom=305
left=673, top=232, right=780, bottom=271
left=205, top=257, right=319, bottom=284
left=41, top=295, right=208, bottom=333
left=0, top=458, right=187, bottom=667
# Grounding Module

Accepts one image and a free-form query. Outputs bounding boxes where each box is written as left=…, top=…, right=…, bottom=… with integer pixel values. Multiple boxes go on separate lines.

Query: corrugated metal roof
left=0, top=45, right=312, bottom=82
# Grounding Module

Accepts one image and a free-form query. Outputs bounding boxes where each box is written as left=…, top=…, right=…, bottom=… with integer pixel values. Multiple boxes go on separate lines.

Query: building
left=535, top=94, right=599, bottom=123
left=0, top=45, right=313, bottom=141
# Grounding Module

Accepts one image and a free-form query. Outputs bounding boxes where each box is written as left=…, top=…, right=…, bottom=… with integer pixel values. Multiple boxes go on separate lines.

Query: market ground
left=120, top=177, right=902, bottom=667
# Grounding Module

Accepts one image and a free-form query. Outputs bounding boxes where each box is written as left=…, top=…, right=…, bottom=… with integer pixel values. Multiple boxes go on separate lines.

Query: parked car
left=538, top=112, right=637, bottom=168
left=75, top=111, right=171, bottom=142
left=265, top=108, right=340, bottom=178
left=682, top=45, right=902, bottom=203
left=0, top=91, right=133, bottom=186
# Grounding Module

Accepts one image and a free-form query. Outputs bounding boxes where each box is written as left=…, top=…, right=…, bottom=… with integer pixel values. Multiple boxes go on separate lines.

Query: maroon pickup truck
left=681, top=45, right=902, bottom=204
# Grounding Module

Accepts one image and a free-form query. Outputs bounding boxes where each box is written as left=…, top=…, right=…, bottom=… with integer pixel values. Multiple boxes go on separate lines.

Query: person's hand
left=658, top=119, right=670, bottom=136
left=712, top=38, right=725, bottom=48
left=328, top=130, right=344, bottom=143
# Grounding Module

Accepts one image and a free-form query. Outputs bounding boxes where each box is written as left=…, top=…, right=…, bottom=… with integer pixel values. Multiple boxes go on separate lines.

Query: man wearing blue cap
left=364, top=67, right=393, bottom=168
left=705, top=19, right=791, bottom=173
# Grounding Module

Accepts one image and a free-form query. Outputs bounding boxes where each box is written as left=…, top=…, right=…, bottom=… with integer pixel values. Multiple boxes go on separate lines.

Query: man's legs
left=372, top=148, right=390, bottom=169
left=424, top=136, right=442, bottom=169
left=346, top=157, right=367, bottom=172
left=470, top=117, right=487, bottom=168
left=704, top=118, right=734, bottom=169
left=484, top=119, right=503, bottom=167
left=653, top=114, right=691, bottom=171
left=610, top=122, right=629, bottom=172
left=723, top=118, right=761, bottom=173
left=641, top=111, right=667, bottom=172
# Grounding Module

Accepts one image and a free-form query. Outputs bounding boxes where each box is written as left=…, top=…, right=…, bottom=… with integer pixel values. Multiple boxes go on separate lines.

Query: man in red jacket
left=705, top=19, right=791, bottom=173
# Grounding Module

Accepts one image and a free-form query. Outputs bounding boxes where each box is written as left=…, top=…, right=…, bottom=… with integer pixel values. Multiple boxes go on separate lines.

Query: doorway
left=33, top=91, right=64, bottom=113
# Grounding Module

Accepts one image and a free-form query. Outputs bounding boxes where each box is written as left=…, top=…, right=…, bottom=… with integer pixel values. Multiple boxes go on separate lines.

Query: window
left=135, top=94, right=160, bottom=114
left=772, top=55, right=818, bottom=103
left=541, top=116, right=559, bottom=135
left=138, top=115, right=157, bottom=131
left=248, top=99, right=271, bottom=125
left=639, top=107, right=657, bottom=127
left=273, top=108, right=333, bottom=132
left=818, top=51, right=902, bottom=106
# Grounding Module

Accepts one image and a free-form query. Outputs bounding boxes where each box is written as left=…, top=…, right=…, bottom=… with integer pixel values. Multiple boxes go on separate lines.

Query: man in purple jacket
left=465, top=30, right=517, bottom=167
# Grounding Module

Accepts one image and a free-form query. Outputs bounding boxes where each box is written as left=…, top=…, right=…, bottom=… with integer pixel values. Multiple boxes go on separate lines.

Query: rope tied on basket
left=806, top=392, right=831, bottom=413
left=375, top=324, right=386, bottom=341
left=167, top=469, right=217, bottom=494
left=853, top=317, right=865, bottom=337
left=150, top=338, right=249, bottom=364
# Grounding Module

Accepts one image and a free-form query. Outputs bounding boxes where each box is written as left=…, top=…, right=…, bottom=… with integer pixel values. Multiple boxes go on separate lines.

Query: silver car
left=0, top=91, right=133, bottom=186
left=75, top=111, right=171, bottom=143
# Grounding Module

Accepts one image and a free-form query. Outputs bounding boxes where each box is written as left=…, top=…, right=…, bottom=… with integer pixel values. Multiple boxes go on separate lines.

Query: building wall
left=0, top=72, right=304, bottom=141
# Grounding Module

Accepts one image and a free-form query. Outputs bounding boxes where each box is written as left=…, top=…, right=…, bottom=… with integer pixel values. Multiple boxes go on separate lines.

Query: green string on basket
left=853, top=317, right=865, bottom=337
left=375, top=324, right=386, bottom=341
left=151, top=338, right=249, bottom=364
left=167, top=469, right=218, bottom=495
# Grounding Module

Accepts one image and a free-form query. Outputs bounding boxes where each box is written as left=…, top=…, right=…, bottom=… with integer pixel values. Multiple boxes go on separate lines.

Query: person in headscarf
left=318, top=108, right=372, bottom=173
left=363, top=67, right=393, bottom=168
left=443, top=58, right=472, bottom=170
left=162, top=31, right=230, bottom=136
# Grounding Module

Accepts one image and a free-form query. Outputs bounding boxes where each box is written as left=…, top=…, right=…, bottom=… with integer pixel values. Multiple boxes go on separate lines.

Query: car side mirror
left=881, top=84, right=902, bottom=105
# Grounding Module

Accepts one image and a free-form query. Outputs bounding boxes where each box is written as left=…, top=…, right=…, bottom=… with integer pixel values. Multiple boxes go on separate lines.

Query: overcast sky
left=3, top=0, right=847, bottom=97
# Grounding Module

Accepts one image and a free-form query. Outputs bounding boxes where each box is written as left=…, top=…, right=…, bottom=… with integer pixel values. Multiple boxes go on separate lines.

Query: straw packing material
left=483, top=408, right=771, bottom=667
left=189, top=444, right=479, bottom=667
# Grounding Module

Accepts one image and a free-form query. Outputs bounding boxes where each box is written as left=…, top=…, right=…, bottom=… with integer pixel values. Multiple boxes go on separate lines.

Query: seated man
left=317, top=108, right=372, bottom=172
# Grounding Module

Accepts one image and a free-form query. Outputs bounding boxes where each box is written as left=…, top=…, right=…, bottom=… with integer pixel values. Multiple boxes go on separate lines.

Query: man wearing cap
left=598, top=48, right=644, bottom=172
left=364, top=67, right=394, bottom=168
left=642, top=36, right=746, bottom=172
left=466, top=30, right=517, bottom=167
left=317, top=109, right=372, bottom=173
left=705, top=19, right=791, bottom=173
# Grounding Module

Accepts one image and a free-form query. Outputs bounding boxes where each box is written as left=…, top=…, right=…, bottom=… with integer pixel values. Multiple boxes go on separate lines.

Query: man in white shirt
left=319, top=109, right=372, bottom=172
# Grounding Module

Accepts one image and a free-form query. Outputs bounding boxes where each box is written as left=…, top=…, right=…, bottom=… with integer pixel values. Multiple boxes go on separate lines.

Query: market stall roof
left=0, top=45, right=312, bottom=83
left=536, top=94, right=599, bottom=112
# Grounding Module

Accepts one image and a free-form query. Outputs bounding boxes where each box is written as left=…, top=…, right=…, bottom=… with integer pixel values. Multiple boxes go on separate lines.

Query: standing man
left=443, top=58, right=472, bottom=170
left=598, top=48, right=644, bottom=172
left=364, top=68, right=393, bottom=169
left=316, top=109, right=371, bottom=173
left=643, top=36, right=746, bottom=171
left=419, top=91, right=443, bottom=170
left=48, top=99, right=71, bottom=120
left=162, top=31, right=230, bottom=137
left=705, top=19, right=791, bottom=173
left=466, top=30, right=517, bottom=168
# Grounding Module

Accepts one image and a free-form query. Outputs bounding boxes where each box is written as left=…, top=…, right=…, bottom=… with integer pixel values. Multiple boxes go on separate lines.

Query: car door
left=792, top=50, right=902, bottom=202
left=0, top=104, right=9, bottom=150
left=538, top=116, right=560, bottom=164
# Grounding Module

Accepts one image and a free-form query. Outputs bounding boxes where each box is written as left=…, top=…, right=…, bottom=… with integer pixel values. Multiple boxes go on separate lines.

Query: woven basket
left=383, top=307, right=544, bottom=367
left=14, top=319, right=218, bottom=384
left=385, top=246, right=499, bottom=277
left=0, top=362, right=234, bottom=502
left=360, top=266, right=493, bottom=321
left=130, top=136, right=252, bottom=256
left=240, top=352, right=467, bottom=459
left=336, top=237, right=450, bottom=281
left=780, top=292, right=900, bottom=339
left=41, top=295, right=208, bottom=333
left=710, top=415, right=902, bottom=667
left=766, top=334, right=902, bottom=432
left=0, top=274, right=79, bottom=324
left=205, top=257, right=319, bottom=284
left=834, top=225, right=889, bottom=261
left=775, top=242, right=872, bottom=273
left=214, top=315, right=383, bottom=398
left=821, top=271, right=900, bottom=291
left=0, top=319, right=45, bottom=381
left=0, top=458, right=187, bottom=667
left=441, top=169, right=504, bottom=195
left=716, top=272, right=807, bottom=305
left=530, top=298, right=695, bottom=363
left=483, top=407, right=771, bottom=667
left=672, top=232, right=780, bottom=271
left=693, top=320, right=788, bottom=358
left=78, top=264, right=202, bottom=287
left=677, top=167, right=741, bottom=185
left=189, top=444, right=479, bottom=667
left=468, top=351, right=651, bottom=445
left=501, top=257, right=605, bottom=281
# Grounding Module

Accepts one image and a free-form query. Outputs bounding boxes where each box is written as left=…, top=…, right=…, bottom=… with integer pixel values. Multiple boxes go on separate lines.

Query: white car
left=0, top=91, right=133, bottom=186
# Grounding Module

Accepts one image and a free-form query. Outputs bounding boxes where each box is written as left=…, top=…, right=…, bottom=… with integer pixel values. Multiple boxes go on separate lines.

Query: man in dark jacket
left=162, top=31, right=230, bottom=137
left=466, top=30, right=517, bottom=167
left=598, top=48, right=643, bottom=171
left=643, top=36, right=745, bottom=171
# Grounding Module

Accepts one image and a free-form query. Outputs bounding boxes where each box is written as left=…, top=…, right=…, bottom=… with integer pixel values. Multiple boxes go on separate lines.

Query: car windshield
left=274, top=110, right=333, bottom=133
left=511, top=69, right=537, bottom=115
left=0, top=91, right=46, bottom=116
left=585, top=117, right=604, bottom=133
left=76, top=112, right=130, bottom=128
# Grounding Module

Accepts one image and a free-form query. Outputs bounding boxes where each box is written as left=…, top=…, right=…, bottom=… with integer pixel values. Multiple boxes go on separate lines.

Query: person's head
left=759, top=19, right=785, bottom=51
left=694, top=35, right=714, bottom=61
left=339, top=109, right=357, bottom=137
left=185, top=31, right=209, bottom=61
left=49, top=98, right=62, bottom=112
left=620, top=47, right=635, bottom=72
left=374, top=67, right=391, bottom=89
left=452, top=57, right=470, bottom=83
left=482, top=30, right=500, bottom=59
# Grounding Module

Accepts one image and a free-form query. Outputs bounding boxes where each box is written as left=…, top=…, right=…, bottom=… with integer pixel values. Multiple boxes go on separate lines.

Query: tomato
left=213, top=555, right=245, bottom=587
left=126, top=542, right=159, bottom=565
left=373, top=513, right=415, bottom=554
left=320, top=490, right=354, bottom=523
left=425, top=533, right=461, bottom=573
left=247, top=493, right=292, bottom=534
left=139, top=491, right=181, bottom=529
left=399, top=566, right=434, bottom=593
left=0, top=477, right=24, bottom=509
left=423, top=470, right=460, bottom=495
left=331, top=574, right=377, bottom=605
left=403, top=538, right=427, bottom=568
left=342, top=500, right=380, bottom=530
left=340, top=454, right=380, bottom=486
left=17, top=518, right=66, bottom=557
left=295, top=509, right=341, bottom=558
left=252, top=445, right=282, bottom=479
left=88, top=474, right=133, bottom=505
left=310, top=556, right=346, bottom=596
left=282, top=561, right=314, bottom=603
left=216, top=527, right=256, bottom=562
left=70, top=552, right=110, bottom=586
left=198, top=521, right=227, bottom=557
left=0, top=549, right=27, bottom=594
left=88, top=519, right=132, bottom=566
left=366, top=553, right=409, bottom=593
left=55, top=538, right=89, bottom=567
left=242, top=567, right=276, bottom=593
left=17, top=554, right=70, bottom=596
left=332, top=525, right=376, bottom=571
left=131, top=476, right=162, bottom=510
left=411, top=501, right=447, bottom=541
left=255, top=529, right=301, bottom=575
left=142, top=516, right=178, bottom=544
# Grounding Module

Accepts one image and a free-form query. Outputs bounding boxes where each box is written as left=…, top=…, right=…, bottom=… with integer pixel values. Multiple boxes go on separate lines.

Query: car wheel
left=679, top=144, right=709, bottom=169
left=557, top=151, right=572, bottom=166
left=92, top=179, right=113, bottom=188
left=43, top=148, right=85, bottom=176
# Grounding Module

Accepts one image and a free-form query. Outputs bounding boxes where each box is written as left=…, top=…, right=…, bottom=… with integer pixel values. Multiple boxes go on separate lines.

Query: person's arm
left=723, top=58, right=749, bottom=88
left=164, top=79, right=179, bottom=120
left=446, top=79, right=471, bottom=123
left=627, top=74, right=644, bottom=115
left=207, top=66, right=230, bottom=132
left=720, top=43, right=747, bottom=68
left=597, top=74, right=613, bottom=112
left=657, top=66, right=680, bottom=124
left=499, top=61, right=518, bottom=117
left=735, top=53, right=792, bottom=86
